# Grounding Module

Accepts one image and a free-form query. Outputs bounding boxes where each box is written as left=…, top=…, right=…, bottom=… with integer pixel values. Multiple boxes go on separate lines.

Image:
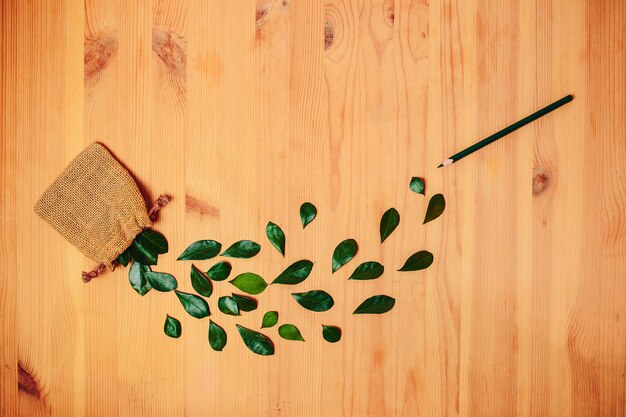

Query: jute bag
left=34, top=143, right=168, bottom=281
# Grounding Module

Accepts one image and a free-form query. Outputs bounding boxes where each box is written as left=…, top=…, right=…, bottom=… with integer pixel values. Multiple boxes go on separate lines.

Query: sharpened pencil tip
left=438, top=158, right=454, bottom=168
left=437, top=163, right=443, bottom=168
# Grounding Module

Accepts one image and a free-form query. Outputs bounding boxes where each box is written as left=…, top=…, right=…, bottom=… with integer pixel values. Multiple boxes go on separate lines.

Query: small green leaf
left=423, top=193, right=445, bottom=224
left=129, top=261, right=152, bottom=296
left=332, top=238, right=358, bottom=273
left=178, top=240, right=222, bottom=261
left=261, top=311, right=278, bottom=328
left=292, top=290, right=334, bottom=312
left=145, top=271, right=178, bottom=292
left=410, top=177, right=425, bottom=195
left=229, top=273, right=268, bottom=295
left=221, top=240, right=261, bottom=258
left=164, top=315, right=181, bottom=338
left=130, top=239, right=158, bottom=265
left=266, top=222, right=286, bottom=256
left=300, top=202, right=317, bottom=229
left=353, top=295, right=395, bottom=314
left=322, top=325, right=341, bottom=343
left=208, top=320, right=227, bottom=351
left=278, top=324, right=305, bottom=342
left=135, top=229, right=168, bottom=255
left=380, top=208, right=400, bottom=243
left=232, top=293, right=258, bottom=312
left=117, top=247, right=132, bottom=267
left=236, top=325, right=275, bottom=356
left=348, top=261, right=384, bottom=280
left=398, top=250, right=434, bottom=272
left=206, top=261, right=232, bottom=281
left=272, top=260, right=314, bottom=285
left=190, top=264, right=213, bottom=297
left=218, top=296, right=239, bottom=316
left=175, top=290, right=210, bottom=318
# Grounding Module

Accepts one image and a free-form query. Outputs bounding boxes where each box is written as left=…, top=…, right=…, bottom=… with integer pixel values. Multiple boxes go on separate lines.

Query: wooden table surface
left=1, top=0, right=625, bottom=416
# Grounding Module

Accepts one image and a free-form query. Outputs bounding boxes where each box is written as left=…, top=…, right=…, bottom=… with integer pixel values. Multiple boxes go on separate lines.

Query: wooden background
left=1, top=0, right=625, bottom=415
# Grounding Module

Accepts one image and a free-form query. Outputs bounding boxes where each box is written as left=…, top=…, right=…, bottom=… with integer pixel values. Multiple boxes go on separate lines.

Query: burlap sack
left=34, top=143, right=153, bottom=271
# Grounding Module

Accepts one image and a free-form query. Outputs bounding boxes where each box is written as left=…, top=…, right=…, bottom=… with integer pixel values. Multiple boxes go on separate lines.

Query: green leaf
left=175, top=290, right=210, bottom=318
left=322, top=325, right=341, bottom=343
left=423, top=193, right=445, bottom=224
left=229, top=273, right=268, bottom=295
left=208, top=320, right=227, bottom=351
left=218, top=296, right=239, bottom=316
left=232, top=293, right=258, bottom=312
left=332, top=238, right=358, bottom=273
left=135, top=229, right=168, bottom=255
left=278, top=324, right=305, bottom=342
left=292, top=290, right=334, bottom=312
left=206, top=261, right=232, bottom=281
left=410, top=177, right=425, bottom=195
left=348, top=261, right=384, bottom=280
left=145, top=271, right=178, bottom=292
left=398, top=250, right=434, bottom=272
left=380, top=208, right=400, bottom=243
left=236, top=325, right=275, bottom=356
left=190, top=264, right=213, bottom=297
left=129, top=261, right=152, bottom=296
left=300, top=202, right=317, bottom=229
left=117, top=247, right=132, bottom=267
left=353, top=295, right=395, bottom=314
left=261, top=311, right=278, bottom=328
left=130, top=239, right=158, bottom=265
left=177, top=240, right=222, bottom=261
left=266, top=221, right=286, bottom=256
left=221, top=240, right=261, bottom=258
left=272, top=260, right=314, bottom=285
left=164, top=315, right=181, bottom=338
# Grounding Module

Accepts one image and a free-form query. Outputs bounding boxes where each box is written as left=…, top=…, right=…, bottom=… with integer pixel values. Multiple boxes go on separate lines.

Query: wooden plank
left=1, top=0, right=625, bottom=416
left=7, top=1, right=76, bottom=415
left=0, top=1, right=18, bottom=415
left=83, top=1, right=121, bottom=414
left=570, top=1, right=626, bottom=414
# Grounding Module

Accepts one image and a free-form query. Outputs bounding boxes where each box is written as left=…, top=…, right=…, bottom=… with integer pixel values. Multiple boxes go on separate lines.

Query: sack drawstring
left=81, top=193, right=170, bottom=283
left=148, top=194, right=170, bottom=220
left=82, top=262, right=106, bottom=283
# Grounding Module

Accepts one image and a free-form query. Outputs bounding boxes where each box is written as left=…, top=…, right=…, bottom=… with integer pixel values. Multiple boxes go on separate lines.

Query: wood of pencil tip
left=438, top=94, right=574, bottom=168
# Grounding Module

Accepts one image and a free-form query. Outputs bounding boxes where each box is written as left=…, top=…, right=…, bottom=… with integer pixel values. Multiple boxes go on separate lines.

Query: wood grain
left=1, top=0, right=625, bottom=416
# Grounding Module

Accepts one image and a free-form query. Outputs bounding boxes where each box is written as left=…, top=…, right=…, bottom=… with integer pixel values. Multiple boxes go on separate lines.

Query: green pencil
left=438, top=94, right=574, bottom=168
